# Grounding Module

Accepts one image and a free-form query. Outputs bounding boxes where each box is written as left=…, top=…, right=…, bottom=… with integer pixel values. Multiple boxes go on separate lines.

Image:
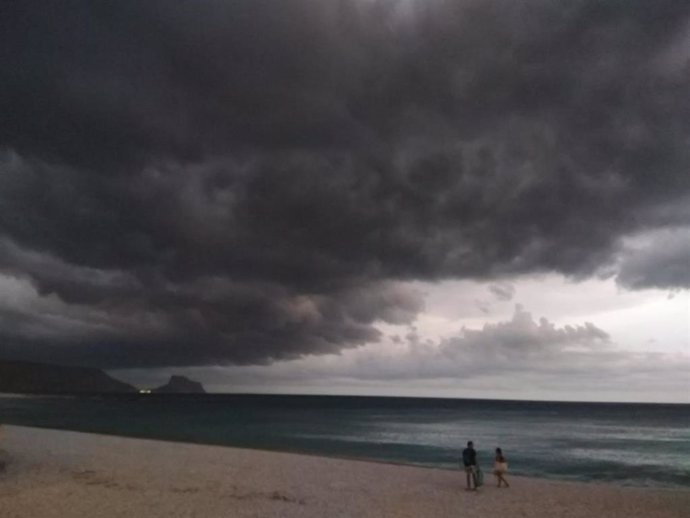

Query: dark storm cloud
left=1, top=0, right=689, bottom=367
left=616, top=228, right=690, bottom=290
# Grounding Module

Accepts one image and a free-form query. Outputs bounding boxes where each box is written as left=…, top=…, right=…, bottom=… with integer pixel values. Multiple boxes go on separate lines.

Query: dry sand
left=0, top=425, right=687, bottom=518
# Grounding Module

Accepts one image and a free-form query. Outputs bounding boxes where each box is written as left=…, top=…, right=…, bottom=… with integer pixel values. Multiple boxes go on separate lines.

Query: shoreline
left=1, top=425, right=688, bottom=518
left=0, top=422, right=684, bottom=491
left=2, top=391, right=689, bottom=405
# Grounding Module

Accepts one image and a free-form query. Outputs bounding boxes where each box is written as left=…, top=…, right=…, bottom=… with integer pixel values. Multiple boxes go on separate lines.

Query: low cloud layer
left=118, top=305, right=688, bottom=400
left=1, top=1, right=689, bottom=368
left=317, top=305, right=615, bottom=381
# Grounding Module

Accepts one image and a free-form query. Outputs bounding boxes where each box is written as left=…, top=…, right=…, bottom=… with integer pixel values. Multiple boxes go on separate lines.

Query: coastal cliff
left=0, top=360, right=137, bottom=394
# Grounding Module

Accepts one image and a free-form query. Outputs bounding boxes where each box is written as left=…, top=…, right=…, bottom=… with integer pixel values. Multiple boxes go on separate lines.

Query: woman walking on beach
left=494, top=448, right=510, bottom=488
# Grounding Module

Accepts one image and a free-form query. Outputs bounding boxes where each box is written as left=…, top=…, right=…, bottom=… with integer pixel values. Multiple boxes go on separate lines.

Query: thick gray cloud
left=1, top=0, right=689, bottom=368
left=616, top=228, right=690, bottom=290
left=341, top=305, right=615, bottom=381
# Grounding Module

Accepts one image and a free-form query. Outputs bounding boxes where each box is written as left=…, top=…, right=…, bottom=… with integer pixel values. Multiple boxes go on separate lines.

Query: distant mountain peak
left=152, top=375, right=206, bottom=394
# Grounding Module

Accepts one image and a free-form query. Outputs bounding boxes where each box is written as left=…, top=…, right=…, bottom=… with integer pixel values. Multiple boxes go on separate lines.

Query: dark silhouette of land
left=152, top=375, right=206, bottom=394
left=0, top=360, right=136, bottom=394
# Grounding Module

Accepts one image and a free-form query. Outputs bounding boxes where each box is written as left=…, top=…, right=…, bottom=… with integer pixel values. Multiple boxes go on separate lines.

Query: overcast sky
left=1, top=1, right=688, bottom=402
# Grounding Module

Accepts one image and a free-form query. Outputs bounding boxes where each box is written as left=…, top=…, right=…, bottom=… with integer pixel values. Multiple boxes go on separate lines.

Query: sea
left=1, top=394, right=688, bottom=488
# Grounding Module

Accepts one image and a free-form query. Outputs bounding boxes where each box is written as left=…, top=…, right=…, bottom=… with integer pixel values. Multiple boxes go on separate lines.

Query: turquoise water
left=1, top=394, right=688, bottom=488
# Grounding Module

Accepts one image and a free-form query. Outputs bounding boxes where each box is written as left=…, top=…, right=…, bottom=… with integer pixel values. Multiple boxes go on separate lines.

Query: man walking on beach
left=462, top=441, right=478, bottom=490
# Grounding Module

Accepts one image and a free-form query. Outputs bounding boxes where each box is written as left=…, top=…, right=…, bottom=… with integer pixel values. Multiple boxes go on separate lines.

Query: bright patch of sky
left=113, top=275, right=689, bottom=403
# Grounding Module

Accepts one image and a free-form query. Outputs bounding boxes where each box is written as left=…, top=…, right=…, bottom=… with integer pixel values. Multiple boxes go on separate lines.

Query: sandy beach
left=0, top=425, right=687, bottom=518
